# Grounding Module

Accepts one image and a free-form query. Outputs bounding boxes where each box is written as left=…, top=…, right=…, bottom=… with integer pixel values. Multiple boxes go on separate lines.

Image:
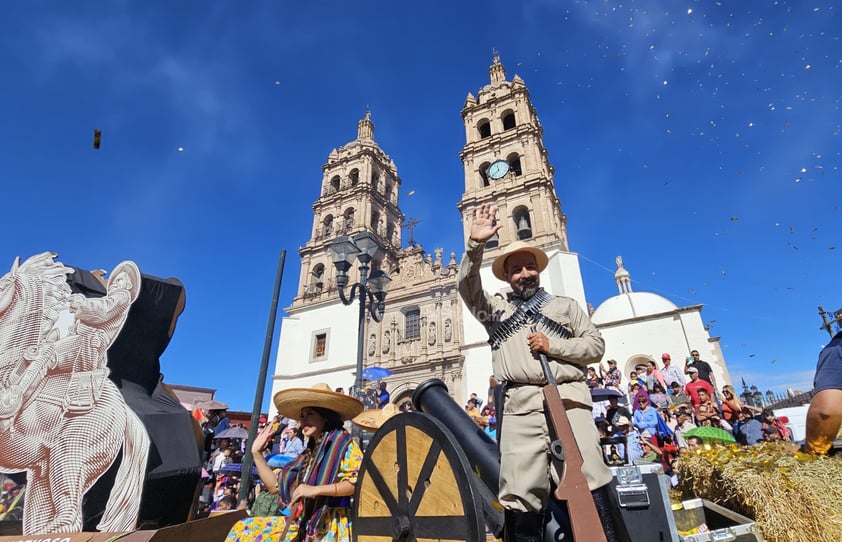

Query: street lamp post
left=328, top=231, right=391, bottom=401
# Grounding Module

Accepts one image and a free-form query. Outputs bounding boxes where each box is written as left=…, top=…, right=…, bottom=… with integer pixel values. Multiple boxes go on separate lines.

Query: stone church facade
left=270, top=56, right=730, bottom=407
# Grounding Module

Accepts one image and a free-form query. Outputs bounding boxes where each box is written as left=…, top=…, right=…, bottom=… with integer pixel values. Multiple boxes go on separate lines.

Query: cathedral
left=270, top=55, right=731, bottom=406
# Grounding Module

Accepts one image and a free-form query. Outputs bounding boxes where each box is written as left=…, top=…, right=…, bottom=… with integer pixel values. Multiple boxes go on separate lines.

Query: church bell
left=516, top=215, right=532, bottom=240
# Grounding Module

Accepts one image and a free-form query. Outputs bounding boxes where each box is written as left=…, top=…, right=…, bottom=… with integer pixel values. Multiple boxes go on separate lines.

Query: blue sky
left=1, top=1, right=839, bottom=411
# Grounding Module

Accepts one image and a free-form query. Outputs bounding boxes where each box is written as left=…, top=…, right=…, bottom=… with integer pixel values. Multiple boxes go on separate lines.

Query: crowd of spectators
left=589, top=351, right=793, bottom=485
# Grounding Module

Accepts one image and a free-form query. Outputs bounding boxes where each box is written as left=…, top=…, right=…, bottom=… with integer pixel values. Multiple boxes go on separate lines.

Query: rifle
left=534, top=326, right=607, bottom=542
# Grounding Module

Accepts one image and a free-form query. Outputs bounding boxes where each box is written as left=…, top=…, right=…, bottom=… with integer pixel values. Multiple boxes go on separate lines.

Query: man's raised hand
left=469, top=203, right=503, bottom=243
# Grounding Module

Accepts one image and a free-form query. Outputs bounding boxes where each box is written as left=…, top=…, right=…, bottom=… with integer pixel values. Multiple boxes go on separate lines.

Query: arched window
left=350, top=169, right=359, bottom=186
left=513, top=206, right=533, bottom=240
left=478, top=119, right=491, bottom=139
left=310, top=263, right=325, bottom=294
left=330, top=175, right=341, bottom=193
left=479, top=161, right=491, bottom=187
left=371, top=210, right=380, bottom=232
left=343, top=208, right=355, bottom=231
left=323, top=215, right=334, bottom=237
left=403, top=307, right=421, bottom=340
left=502, top=110, right=516, bottom=130
left=507, top=153, right=522, bottom=176
left=385, top=181, right=393, bottom=202
left=371, top=171, right=379, bottom=190
left=386, top=222, right=395, bottom=244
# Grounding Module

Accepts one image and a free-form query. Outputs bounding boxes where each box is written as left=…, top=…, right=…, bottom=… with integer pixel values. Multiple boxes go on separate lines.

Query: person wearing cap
left=611, top=416, right=646, bottom=463
left=669, top=382, right=691, bottom=407
left=684, top=366, right=714, bottom=409
left=600, top=359, right=621, bottom=389
left=805, top=328, right=842, bottom=454
left=225, top=384, right=364, bottom=542
left=660, top=353, right=685, bottom=391
left=457, top=203, right=615, bottom=542
left=684, top=349, right=718, bottom=392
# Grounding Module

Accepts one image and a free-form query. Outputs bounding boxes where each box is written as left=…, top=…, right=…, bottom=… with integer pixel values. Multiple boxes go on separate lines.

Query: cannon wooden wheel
left=353, top=411, right=486, bottom=542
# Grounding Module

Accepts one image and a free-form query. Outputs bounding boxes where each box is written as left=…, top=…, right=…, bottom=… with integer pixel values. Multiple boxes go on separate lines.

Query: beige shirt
left=458, top=240, right=605, bottom=388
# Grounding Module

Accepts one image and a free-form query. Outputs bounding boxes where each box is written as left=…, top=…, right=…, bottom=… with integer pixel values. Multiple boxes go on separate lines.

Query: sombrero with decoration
left=273, top=383, right=364, bottom=421
left=490, top=241, right=549, bottom=281
left=107, top=261, right=142, bottom=303
left=352, top=402, right=400, bottom=431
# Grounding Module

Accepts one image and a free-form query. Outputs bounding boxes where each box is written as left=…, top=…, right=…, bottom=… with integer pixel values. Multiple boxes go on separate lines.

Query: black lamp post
left=328, top=231, right=391, bottom=400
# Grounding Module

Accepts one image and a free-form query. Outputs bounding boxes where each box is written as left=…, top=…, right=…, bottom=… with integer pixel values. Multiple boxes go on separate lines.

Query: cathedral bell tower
left=456, top=53, right=569, bottom=255
left=292, top=112, right=404, bottom=311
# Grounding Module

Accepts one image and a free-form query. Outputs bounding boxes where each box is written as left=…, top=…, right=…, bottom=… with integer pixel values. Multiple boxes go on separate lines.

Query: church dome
left=591, top=255, right=679, bottom=324
left=591, top=292, right=679, bottom=324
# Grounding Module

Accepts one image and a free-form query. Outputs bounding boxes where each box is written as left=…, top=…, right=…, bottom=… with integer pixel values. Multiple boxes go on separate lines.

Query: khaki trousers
left=498, top=382, right=612, bottom=512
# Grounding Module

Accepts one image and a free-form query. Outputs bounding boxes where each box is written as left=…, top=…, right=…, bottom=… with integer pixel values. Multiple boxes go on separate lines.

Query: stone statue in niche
left=382, top=330, right=391, bottom=354
left=444, top=318, right=452, bottom=342
left=367, top=333, right=376, bottom=356
left=428, top=321, right=437, bottom=346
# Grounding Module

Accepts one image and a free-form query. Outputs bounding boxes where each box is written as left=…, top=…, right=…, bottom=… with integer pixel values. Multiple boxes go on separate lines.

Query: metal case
left=677, top=499, right=764, bottom=542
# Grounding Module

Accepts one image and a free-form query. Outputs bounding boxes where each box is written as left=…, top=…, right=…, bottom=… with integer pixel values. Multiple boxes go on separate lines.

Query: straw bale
left=674, top=442, right=842, bottom=542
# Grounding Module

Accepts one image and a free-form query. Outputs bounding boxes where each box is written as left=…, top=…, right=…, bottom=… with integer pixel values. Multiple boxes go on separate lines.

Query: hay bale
left=674, top=442, right=842, bottom=542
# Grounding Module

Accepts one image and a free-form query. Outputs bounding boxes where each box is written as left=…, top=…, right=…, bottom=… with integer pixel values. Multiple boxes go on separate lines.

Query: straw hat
left=273, top=383, right=364, bottom=421
left=491, top=241, right=549, bottom=281
left=352, top=403, right=400, bottom=431
left=107, top=261, right=142, bottom=303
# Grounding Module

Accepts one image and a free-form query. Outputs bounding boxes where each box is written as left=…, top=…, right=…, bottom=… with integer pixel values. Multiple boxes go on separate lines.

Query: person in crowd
left=585, top=366, right=603, bottom=389
left=627, top=371, right=645, bottom=396
left=213, top=447, right=232, bottom=474
left=761, top=409, right=792, bottom=441
left=661, top=408, right=677, bottom=432
left=376, top=382, right=390, bottom=409
left=709, top=415, right=733, bottom=435
left=225, top=384, right=364, bottom=542
left=485, top=416, right=498, bottom=441
left=648, top=383, right=671, bottom=410
left=669, top=382, right=691, bottom=407
left=279, top=425, right=305, bottom=459
left=629, top=383, right=645, bottom=412
left=633, top=394, right=659, bottom=445
left=457, top=203, right=617, bottom=541
left=217, top=495, right=237, bottom=512
left=685, top=367, right=714, bottom=408
left=719, top=385, right=742, bottom=425
left=686, top=435, right=705, bottom=451
left=601, top=359, right=622, bottom=389
left=639, top=438, right=664, bottom=463
left=805, top=328, right=842, bottom=454
left=660, top=353, right=685, bottom=391
left=685, top=349, right=718, bottom=392
left=694, top=389, right=719, bottom=425
left=605, top=395, right=632, bottom=434
left=733, top=406, right=763, bottom=445
left=613, top=416, right=645, bottom=464
left=643, top=360, right=666, bottom=393
left=673, top=408, right=698, bottom=449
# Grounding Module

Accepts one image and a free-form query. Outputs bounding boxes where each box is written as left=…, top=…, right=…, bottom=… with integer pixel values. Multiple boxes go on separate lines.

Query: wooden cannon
left=352, top=378, right=504, bottom=541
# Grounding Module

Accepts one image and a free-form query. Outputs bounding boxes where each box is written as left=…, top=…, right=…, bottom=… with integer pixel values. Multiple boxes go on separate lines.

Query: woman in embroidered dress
left=226, top=383, right=364, bottom=542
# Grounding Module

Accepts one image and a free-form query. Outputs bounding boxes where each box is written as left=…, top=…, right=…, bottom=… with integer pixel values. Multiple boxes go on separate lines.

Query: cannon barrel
left=412, top=379, right=500, bottom=495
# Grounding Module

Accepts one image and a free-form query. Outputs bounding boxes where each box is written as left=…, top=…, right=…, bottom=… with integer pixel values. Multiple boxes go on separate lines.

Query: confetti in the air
left=93, top=129, right=102, bottom=150
left=178, top=147, right=184, bottom=152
